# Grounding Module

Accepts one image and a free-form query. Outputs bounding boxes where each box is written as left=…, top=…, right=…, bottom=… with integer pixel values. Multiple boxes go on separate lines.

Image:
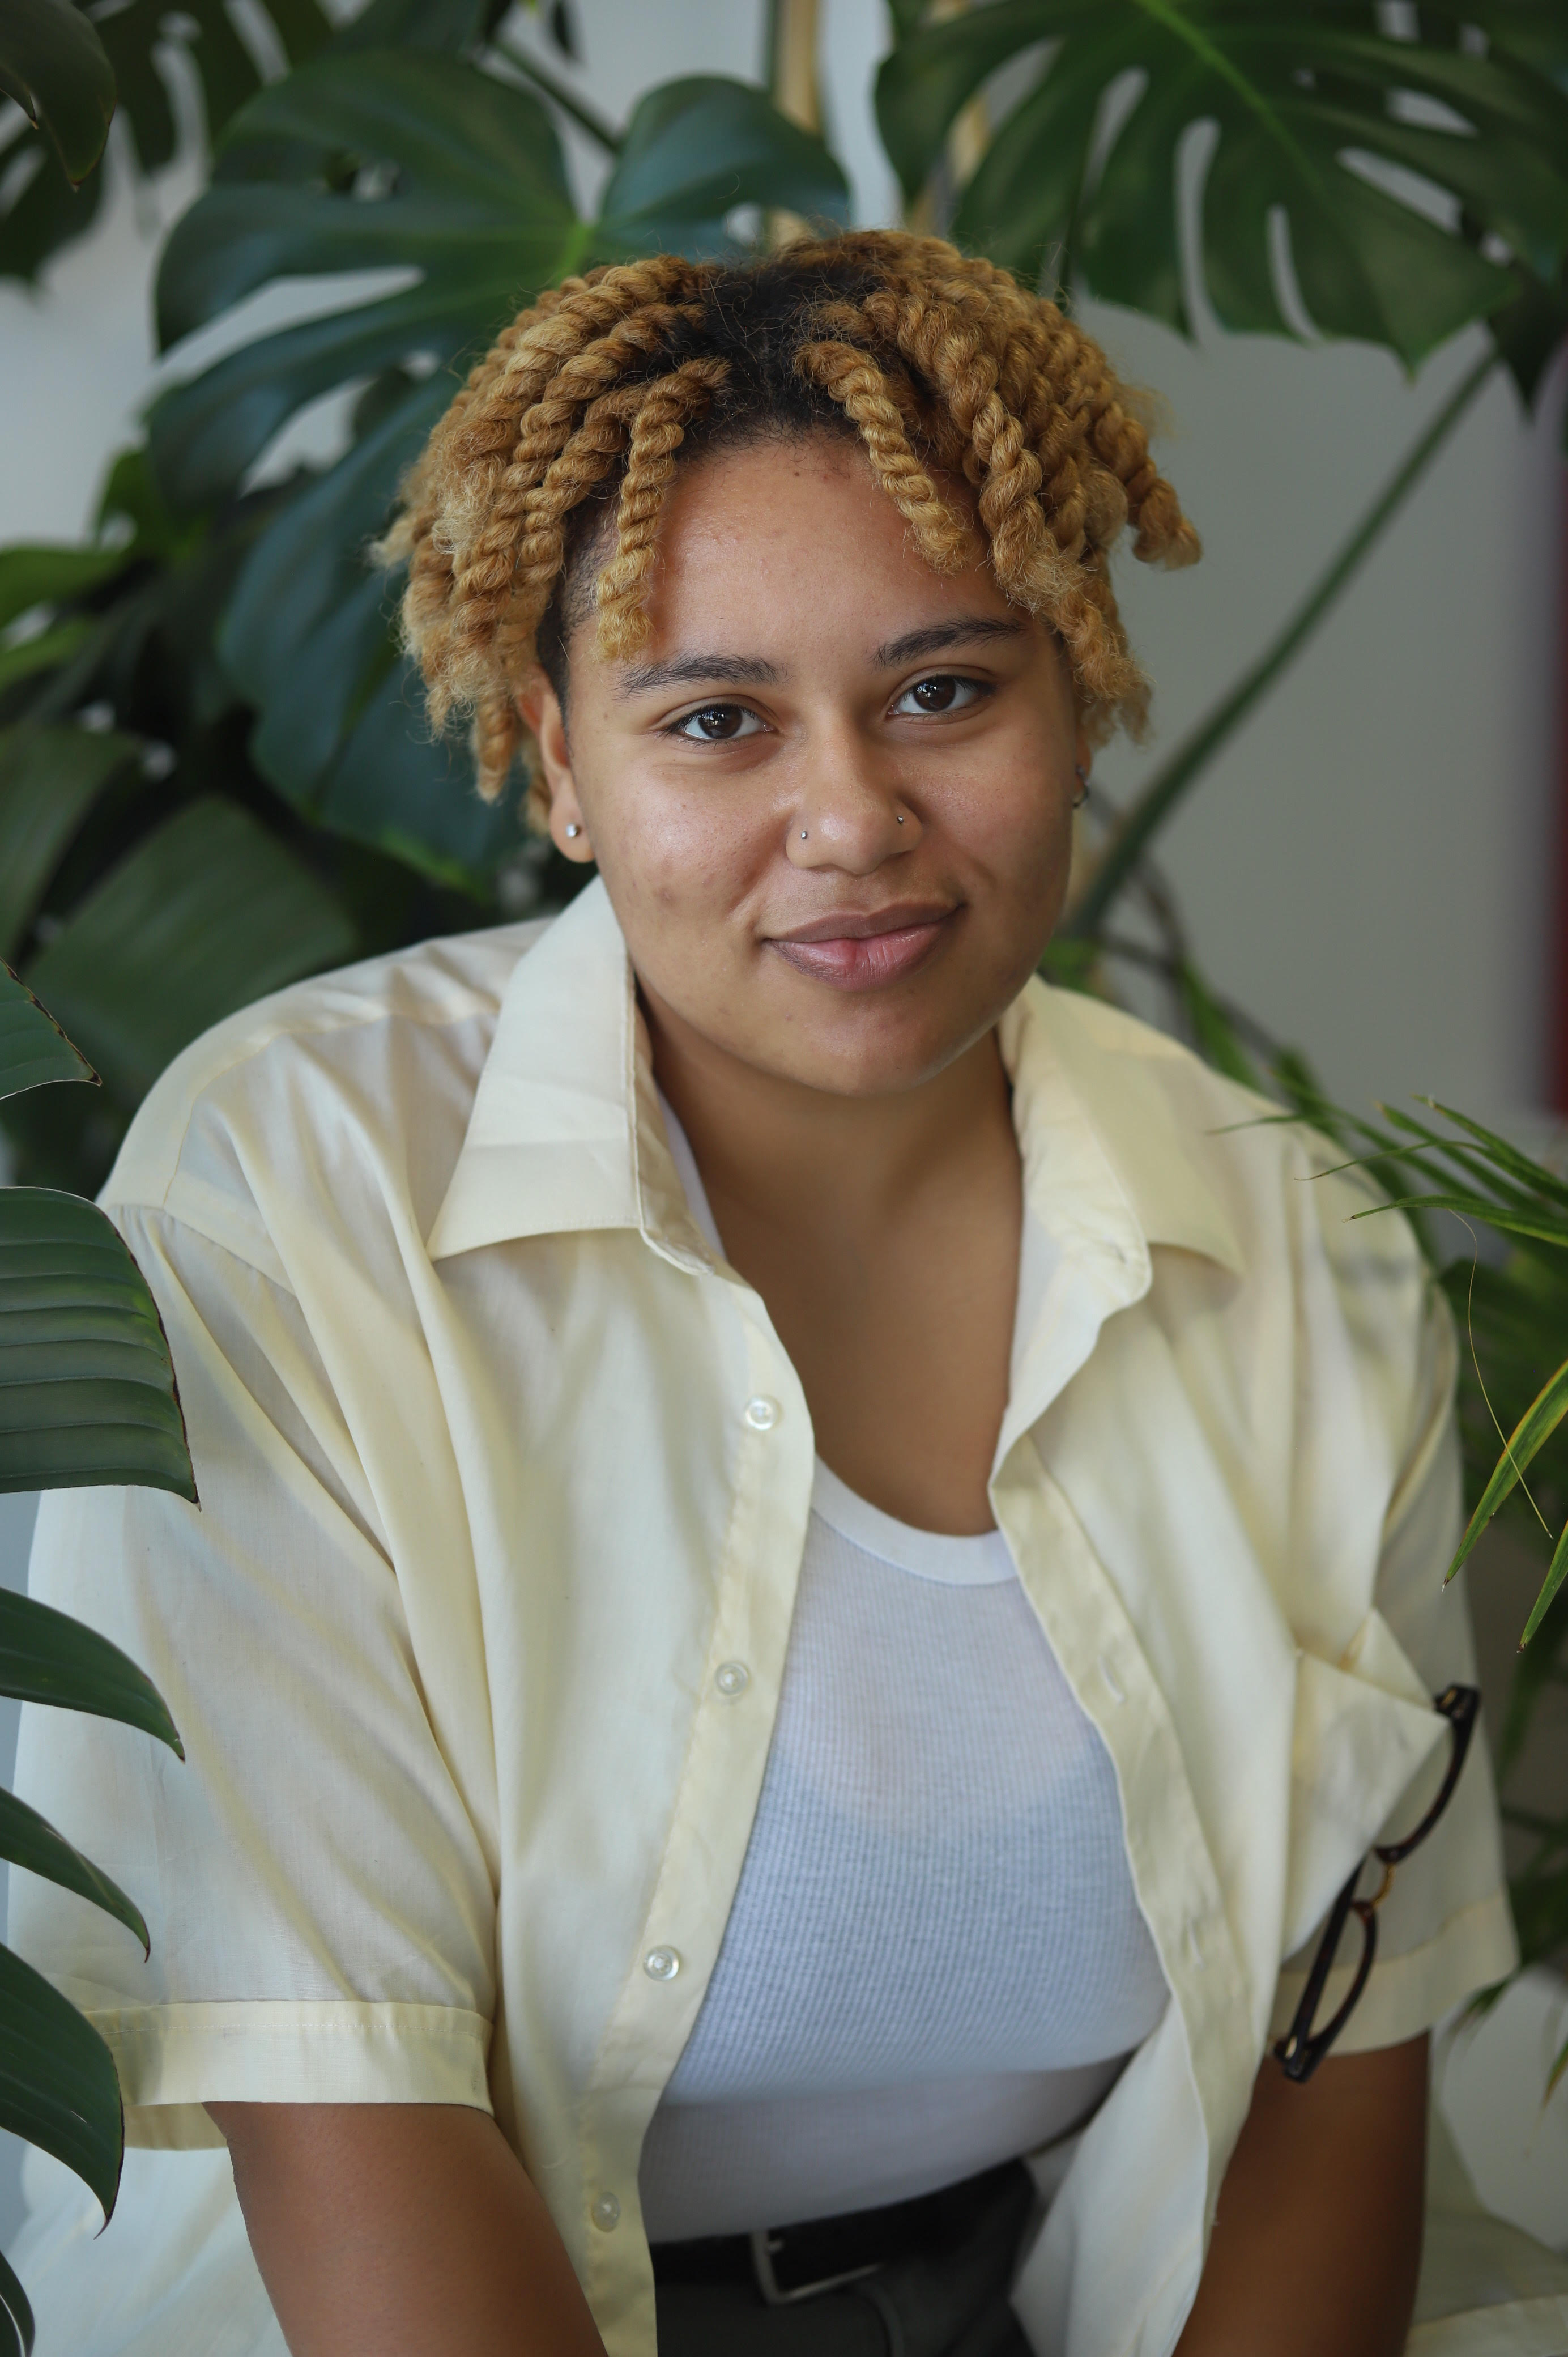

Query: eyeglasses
left=1272, top=1682, right=1480, bottom=2084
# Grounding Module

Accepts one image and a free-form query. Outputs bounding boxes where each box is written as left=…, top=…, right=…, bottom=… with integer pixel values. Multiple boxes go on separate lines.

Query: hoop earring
left=1072, top=764, right=1089, bottom=810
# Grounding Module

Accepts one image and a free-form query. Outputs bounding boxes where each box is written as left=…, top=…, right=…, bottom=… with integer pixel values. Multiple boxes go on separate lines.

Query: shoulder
left=1032, top=983, right=1447, bottom=1505
left=1029, top=979, right=1429, bottom=1321
left=103, top=917, right=553, bottom=1279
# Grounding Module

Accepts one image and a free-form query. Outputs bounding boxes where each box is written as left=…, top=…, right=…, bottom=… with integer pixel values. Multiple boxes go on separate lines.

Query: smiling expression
left=522, top=430, right=1088, bottom=1100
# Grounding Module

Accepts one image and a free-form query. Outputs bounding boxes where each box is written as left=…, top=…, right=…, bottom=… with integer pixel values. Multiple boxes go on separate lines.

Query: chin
left=777, top=1019, right=977, bottom=1100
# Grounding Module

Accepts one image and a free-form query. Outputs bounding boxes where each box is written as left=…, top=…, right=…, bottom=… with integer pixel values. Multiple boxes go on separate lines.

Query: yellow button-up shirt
left=14, top=877, right=1514, bottom=2357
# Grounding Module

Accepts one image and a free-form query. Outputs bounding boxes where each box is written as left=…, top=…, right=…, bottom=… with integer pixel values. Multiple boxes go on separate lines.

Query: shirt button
left=743, top=1395, right=781, bottom=1431
left=590, top=2190, right=621, bottom=2232
left=644, top=1946, right=682, bottom=1981
left=714, top=1661, right=750, bottom=1699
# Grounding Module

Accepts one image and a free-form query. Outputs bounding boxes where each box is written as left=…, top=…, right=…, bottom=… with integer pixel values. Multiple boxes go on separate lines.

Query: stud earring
left=565, top=823, right=582, bottom=839
left=1072, top=764, right=1089, bottom=810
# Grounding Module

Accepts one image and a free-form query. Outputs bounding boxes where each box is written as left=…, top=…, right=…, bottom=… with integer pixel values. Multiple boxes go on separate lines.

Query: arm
left=210, top=2102, right=608, bottom=2357
left=1175, top=2036, right=1428, bottom=2357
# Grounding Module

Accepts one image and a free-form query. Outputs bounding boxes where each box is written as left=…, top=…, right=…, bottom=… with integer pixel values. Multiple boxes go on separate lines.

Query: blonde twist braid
left=594, top=358, right=730, bottom=658
left=794, top=338, right=976, bottom=573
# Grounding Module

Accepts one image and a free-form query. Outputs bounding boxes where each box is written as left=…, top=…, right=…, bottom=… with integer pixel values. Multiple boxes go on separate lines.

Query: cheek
left=591, top=773, right=774, bottom=934
left=941, top=727, right=1072, bottom=881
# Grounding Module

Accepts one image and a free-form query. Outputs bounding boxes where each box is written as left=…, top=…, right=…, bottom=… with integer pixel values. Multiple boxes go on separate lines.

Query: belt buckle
left=748, top=2227, right=881, bottom=2307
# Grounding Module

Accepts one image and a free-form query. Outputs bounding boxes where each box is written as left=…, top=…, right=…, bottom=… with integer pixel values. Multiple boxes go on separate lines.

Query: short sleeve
left=10, top=1209, right=497, bottom=2150
left=1271, top=1280, right=1518, bottom=2054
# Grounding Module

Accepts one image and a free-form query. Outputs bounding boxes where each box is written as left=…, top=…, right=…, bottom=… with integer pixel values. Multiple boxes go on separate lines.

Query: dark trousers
left=652, top=2162, right=1037, bottom=2357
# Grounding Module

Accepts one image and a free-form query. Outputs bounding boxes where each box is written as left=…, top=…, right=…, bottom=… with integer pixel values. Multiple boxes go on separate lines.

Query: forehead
left=616, top=429, right=1014, bottom=658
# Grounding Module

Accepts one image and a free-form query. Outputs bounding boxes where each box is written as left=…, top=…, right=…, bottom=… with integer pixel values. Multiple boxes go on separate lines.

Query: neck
left=641, top=994, right=1016, bottom=1244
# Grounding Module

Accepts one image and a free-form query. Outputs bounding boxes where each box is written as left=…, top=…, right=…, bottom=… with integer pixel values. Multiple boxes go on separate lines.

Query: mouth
left=767, top=901, right=958, bottom=990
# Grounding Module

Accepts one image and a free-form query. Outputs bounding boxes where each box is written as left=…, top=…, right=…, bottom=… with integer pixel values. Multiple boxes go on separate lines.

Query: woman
left=11, top=233, right=1512, bottom=2357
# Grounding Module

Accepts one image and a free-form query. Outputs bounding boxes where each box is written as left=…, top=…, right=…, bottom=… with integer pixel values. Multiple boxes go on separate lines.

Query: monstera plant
left=0, top=966, right=193, bottom=2355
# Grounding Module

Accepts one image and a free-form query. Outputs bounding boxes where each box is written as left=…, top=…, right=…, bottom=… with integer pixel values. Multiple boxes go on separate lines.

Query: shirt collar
left=426, top=875, right=1245, bottom=1283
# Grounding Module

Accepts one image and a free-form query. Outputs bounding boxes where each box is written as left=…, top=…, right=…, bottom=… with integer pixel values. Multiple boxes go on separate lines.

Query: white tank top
left=638, top=1108, right=1169, bottom=2243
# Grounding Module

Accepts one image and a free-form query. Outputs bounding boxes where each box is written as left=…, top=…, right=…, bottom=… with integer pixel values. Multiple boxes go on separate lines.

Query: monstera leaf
left=0, top=969, right=191, bottom=2337
left=877, top=1, right=1568, bottom=372
left=146, top=55, right=847, bottom=887
left=0, top=0, right=332, bottom=283
left=0, top=0, right=114, bottom=185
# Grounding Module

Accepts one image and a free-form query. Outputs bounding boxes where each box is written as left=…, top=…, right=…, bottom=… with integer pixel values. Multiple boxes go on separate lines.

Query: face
left=521, top=431, right=1087, bottom=1101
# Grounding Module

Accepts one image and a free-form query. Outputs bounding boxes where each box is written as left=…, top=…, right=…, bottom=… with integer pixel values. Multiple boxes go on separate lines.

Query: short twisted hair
left=381, top=231, right=1200, bottom=813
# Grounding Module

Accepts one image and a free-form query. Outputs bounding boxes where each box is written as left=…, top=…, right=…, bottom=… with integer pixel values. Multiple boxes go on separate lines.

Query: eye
left=668, top=703, right=767, bottom=743
left=890, top=673, right=990, bottom=718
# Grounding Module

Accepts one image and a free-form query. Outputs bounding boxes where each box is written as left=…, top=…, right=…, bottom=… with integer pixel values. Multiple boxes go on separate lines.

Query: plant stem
left=768, top=0, right=822, bottom=131
left=492, top=38, right=623, bottom=154
left=1066, top=343, right=1498, bottom=938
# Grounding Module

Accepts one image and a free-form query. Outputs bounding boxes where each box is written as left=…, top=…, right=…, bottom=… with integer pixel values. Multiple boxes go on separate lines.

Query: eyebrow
left=617, top=652, right=782, bottom=698
left=872, top=618, right=1025, bottom=669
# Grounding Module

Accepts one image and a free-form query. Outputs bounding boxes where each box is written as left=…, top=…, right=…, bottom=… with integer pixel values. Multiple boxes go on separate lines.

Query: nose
left=786, top=721, right=920, bottom=872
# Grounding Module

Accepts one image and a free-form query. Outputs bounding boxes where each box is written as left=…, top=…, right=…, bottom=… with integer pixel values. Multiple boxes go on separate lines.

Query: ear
left=517, top=679, right=594, bottom=862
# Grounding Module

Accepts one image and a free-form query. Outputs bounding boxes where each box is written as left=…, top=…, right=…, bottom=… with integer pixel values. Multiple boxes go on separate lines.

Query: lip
left=766, top=901, right=958, bottom=990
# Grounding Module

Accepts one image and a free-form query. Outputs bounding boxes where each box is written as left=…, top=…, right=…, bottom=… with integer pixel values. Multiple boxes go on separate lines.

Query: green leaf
left=877, top=1, right=1568, bottom=368
left=0, top=545, right=133, bottom=637
left=0, top=618, right=94, bottom=700
left=154, top=52, right=578, bottom=358
left=0, top=1588, right=181, bottom=1752
left=1446, top=1355, right=1568, bottom=1584
left=0, top=2244, right=34, bottom=2357
left=1037, top=936, right=1100, bottom=994
left=1416, top=1097, right=1568, bottom=1217
left=0, top=727, right=142, bottom=962
left=1, top=0, right=329, bottom=284
left=0, top=1189, right=196, bottom=1505
left=1361, top=1193, right=1568, bottom=1253
left=0, top=0, right=116, bottom=184
left=0, top=966, right=97, bottom=1099
left=0, top=1940, right=122, bottom=2219
left=595, top=76, right=850, bottom=253
left=24, top=796, right=357, bottom=1106
left=1179, top=961, right=1263, bottom=1091
left=0, top=1788, right=147, bottom=1952
left=1520, top=1517, right=1568, bottom=1650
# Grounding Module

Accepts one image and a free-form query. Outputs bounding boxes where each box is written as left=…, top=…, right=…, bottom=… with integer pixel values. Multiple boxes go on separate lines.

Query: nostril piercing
left=800, top=829, right=808, bottom=840
left=896, top=814, right=905, bottom=824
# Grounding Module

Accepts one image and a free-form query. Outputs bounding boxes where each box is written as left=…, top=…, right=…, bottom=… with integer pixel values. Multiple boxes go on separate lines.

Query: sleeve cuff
left=83, top=2002, right=493, bottom=2150
left=1269, top=1888, right=1519, bottom=2056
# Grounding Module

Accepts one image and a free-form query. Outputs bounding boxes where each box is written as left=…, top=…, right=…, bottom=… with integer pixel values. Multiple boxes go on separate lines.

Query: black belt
left=651, top=2159, right=1032, bottom=2309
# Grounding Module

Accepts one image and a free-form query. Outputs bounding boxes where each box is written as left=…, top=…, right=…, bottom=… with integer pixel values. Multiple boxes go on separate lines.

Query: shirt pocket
left=1281, top=1607, right=1449, bottom=1959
